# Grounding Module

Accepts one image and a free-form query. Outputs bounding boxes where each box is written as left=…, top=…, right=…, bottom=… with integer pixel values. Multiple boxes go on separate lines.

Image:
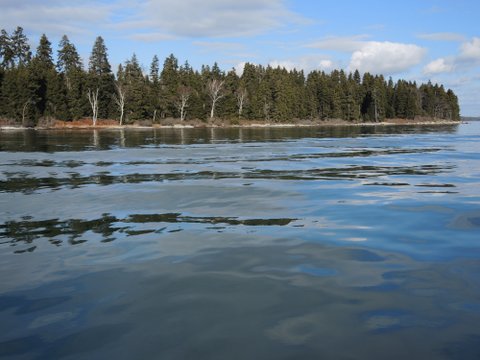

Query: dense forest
left=0, top=27, right=460, bottom=126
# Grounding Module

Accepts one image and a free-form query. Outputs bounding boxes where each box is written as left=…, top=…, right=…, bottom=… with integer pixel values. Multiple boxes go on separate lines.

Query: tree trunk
left=22, top=99, right=31, bottom=127
left=236, top=88, right=247, bottom=118
left=113, top=83, right=126, bottom=126
left=87, top=88, right=99, bottom=126
left=207, top=79, right=225, bottom=119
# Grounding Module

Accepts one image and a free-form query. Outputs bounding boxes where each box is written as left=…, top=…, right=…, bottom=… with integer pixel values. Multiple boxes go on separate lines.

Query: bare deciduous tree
left=113, top=82, right=127, bottom=125
left=207, top=79, right=225, bottom=119
left=236, top=87, right=247, bottom=118
left=176, top=86, right=191, bottom=121
left=87, top=88, right=99, bottom=126
left=21, top=98, right=32, bottom=127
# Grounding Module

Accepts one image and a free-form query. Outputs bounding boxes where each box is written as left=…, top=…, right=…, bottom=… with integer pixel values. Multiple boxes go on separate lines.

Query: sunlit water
left=1, top=123, right=480, bottom=359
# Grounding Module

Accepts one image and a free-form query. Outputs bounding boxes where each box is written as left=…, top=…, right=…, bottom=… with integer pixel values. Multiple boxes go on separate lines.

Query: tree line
left=0, top=27, right=460, bottom=126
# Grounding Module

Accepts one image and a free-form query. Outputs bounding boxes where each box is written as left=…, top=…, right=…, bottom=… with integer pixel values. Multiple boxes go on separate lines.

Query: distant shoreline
left=0, top=118, right=462, bottom=131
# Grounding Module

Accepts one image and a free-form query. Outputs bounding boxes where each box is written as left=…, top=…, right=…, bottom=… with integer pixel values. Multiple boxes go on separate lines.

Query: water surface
left=1, top=124, right=480, bottom=359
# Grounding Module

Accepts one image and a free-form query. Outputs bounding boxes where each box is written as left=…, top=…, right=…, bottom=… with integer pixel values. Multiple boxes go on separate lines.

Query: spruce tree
left=88, top=36, right=115, bottom=119
left=11, top=27, right=31, bottom=67
left=0, top=29, right=14, bottom=69
left=124, top=53, right=149, bottom=122
left=57, top=35, right=86, bottom=119
left=28, top=34, right=60, bottom=122
left=160, top=54, right=179, bottom=118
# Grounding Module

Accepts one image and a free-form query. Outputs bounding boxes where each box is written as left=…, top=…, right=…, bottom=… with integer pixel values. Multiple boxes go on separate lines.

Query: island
left=0, top=27, right=460, bottom=129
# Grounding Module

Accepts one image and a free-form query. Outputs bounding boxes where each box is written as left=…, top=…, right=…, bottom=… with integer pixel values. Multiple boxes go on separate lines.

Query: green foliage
left=159, top=54, right=179, bottom=118
left=57, top=35, right=85, bottom=120
left=0, top=26, right=462, bottom=125
left=122, top=54, right=149, bottom=122
left=88, top=36, right=115, bottom=119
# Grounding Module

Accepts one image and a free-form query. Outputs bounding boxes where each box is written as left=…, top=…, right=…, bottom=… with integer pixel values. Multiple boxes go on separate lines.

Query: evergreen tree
left=148, top=55, right=160, bottom=122
left=28, top=34, right=64, bottom=122
left=88, top=36, right=115, bottom=119
left=11, top=27, right=31, bottom=67
left=35, top=34, right=54, bottom=67
left=159, top=54, right=179, bottom=118
left=57, top=35, right=86, bottom=119
left=123, top=53, right=149, bottom=122
left=219, top=68, right=239, bottom=118
left=149, top=55, right=160, bottom=85
left=0, top=29, right=14, bottom=69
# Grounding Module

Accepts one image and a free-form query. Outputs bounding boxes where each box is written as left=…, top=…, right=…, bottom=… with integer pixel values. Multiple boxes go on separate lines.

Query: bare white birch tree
left=87, top=88, right=99, bottom=126
left=113, top=82, right=127, bottom=125
left=207, top=79, right=225, bottom=119
left=236, top=87, right=247, bottom=118
left=176, top=86, right=191, bottom=121
left=21, top=98, right=32, bottom=127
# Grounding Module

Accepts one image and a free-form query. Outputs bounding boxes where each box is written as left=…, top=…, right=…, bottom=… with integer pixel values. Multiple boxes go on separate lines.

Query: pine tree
left=11, top=27, right=31, bottom=67
left=35, top=34, right=54, bottom=67
left=123, top=53, right=149, bottom=122
left=159, top=54, right=179, bottom=118
left=27, top=34, right=61, bottom=122
left=88, top=36, right=115, bottom=120
left=0, top=29, right=14, bottom=69
left=219, top=69, right=239, bottom=118
left=57, top=35, right=86, bottom=120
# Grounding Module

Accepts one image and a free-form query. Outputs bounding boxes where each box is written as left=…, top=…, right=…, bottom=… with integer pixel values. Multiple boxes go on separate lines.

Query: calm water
left=1, top=124, right=480, bottom=359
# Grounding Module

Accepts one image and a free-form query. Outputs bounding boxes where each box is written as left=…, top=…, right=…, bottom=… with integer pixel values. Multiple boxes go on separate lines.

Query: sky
left=1, top=0, right=479, bottom=115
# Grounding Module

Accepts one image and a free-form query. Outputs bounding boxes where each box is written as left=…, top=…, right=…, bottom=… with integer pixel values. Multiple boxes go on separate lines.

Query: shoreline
left=0, top=120, right=462, bottom=131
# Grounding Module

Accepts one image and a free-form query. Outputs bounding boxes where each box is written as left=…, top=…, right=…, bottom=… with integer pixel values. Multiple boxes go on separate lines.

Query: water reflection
left=0, top=124, right=459, bottom=151
left=0, top=213, right=296, bottom=253
left=1, top=123, right=480, bottom=359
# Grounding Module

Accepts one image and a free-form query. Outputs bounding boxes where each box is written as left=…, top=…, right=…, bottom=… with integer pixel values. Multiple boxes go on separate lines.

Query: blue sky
left=1, top=0, right=479, bottom=115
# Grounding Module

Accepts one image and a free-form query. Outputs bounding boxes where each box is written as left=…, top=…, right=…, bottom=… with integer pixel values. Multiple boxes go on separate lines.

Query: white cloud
left=308, top=36, right=426, bottom=75
left=459, top=37, right=480, bottom=61
left=0, top=0, right=308, bottom=41
left=417, top=32, right=465, bottom=42
left=424, top=37, right=480, bottom=75
left=348, top=41, right=426, bottom=74
left=138, top=0, right=306, bottom=38
left=423, top=58, right=454, bottom=74
left=0, top=1, right=113, bottom=36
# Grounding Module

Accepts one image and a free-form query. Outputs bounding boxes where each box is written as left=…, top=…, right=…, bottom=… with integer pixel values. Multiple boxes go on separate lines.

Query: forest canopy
left=0, top=27, right=460, bottom=126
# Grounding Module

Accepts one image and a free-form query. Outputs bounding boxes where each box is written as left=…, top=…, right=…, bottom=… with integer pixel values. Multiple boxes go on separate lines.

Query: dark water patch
left=416, top=183, right=456, bottom=188
left=0, top=125, right=459, bottom=152
left=2, top=164, right=430, bottom=193
left=442, top=335, right=480, bottom=360
left=364, top=182, right=410, bottom=186
left=418, top=191, right=459, bottom=194
left=125, top=213, right=294, bottom=226
left=0, top=213, right=296, bottom=252
left=0, top=335, right=44, bottom=357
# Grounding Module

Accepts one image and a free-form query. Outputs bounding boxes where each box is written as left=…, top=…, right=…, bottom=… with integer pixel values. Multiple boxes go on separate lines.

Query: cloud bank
left=309, top=36, right=426, bottom=75
left=138, top=0, right=305, bottom=38
left=348, top=41, right=426, bottom=74
left=423, top=37, right=480, bottom=75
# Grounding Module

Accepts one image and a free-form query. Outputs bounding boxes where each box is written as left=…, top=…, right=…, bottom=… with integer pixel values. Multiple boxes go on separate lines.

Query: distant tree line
left=0, top=27, right=460, bottom=126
